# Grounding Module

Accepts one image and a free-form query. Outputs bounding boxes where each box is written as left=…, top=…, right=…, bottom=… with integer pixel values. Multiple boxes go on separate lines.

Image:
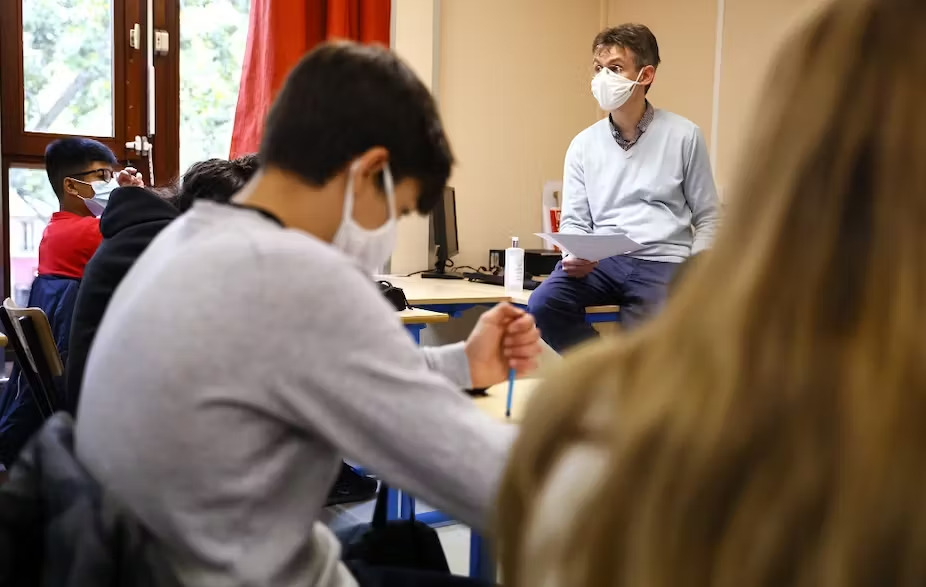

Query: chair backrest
left=2, top=299, right=63, bottom=377
left=1, top=298, right=62, bottom=419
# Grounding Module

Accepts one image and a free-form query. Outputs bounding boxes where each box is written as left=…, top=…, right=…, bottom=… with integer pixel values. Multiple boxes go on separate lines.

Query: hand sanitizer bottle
left=505, top=236, right=525, bottom=294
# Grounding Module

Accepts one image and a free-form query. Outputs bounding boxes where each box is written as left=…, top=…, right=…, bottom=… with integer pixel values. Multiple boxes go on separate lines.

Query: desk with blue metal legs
left=385, top=276, right=619, bottom=581
left=387, top=275, right=621, bottom=325
left=400, top=308, right=451, bottom=343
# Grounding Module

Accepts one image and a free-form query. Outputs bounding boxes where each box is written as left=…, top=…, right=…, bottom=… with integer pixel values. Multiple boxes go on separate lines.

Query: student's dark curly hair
left=172, top=154, right=259, bottom=212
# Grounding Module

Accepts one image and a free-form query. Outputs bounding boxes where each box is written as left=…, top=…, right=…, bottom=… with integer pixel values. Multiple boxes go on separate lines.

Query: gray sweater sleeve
left=683, top=126, right=721, bottom=254
left=260, top=262, right=514, bottom=531
left=421, top=343, right=472, bottom=389
left=558, top=136, right=593, bottom=236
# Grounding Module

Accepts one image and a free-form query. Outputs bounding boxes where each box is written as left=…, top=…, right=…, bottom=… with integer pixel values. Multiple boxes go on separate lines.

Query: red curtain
left=229, top=0, right=391, bottom=158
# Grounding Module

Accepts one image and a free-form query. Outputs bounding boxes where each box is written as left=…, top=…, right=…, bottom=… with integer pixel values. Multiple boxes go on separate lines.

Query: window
left=22, top=0, right=115, bottom=137
left=1, top=0, right=251, bottom=297
left=20, top=222, right=36, bottom=255
left=0, top=0, right=143, bottom=158
left=179, top=0, right=251, bottom=173
left=7, top=167, right=56, bottom=300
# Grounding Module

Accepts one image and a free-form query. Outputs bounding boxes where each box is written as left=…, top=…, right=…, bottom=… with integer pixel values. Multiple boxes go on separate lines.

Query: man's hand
left=116, top=167, right=145, bottom=188
left=562, top=256, right=598, bottom=278
left=465, top=303, right=542, bottom=388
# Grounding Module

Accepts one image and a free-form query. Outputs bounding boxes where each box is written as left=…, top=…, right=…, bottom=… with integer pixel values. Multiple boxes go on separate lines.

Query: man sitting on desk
left=529, top=24, right=720, bottom=353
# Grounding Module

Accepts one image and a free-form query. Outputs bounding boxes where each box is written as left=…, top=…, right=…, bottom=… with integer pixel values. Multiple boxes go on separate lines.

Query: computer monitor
left=422, top=186, right=462, bottom=279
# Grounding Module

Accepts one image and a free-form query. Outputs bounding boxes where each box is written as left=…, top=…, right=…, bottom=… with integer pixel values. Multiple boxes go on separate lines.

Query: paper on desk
left=534, top=232, right=643, bottom=262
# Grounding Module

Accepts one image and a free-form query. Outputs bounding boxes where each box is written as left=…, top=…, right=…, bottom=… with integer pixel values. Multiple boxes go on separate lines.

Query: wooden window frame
left=0, top=0, right=147, bottom=159
left=0, top=0, right=184, bottom=299
left=152, top=0, right=180, bottom=187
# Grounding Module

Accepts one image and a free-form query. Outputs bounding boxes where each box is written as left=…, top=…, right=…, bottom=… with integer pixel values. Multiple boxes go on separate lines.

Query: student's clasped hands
left=464, top=303, right=542, bottom=388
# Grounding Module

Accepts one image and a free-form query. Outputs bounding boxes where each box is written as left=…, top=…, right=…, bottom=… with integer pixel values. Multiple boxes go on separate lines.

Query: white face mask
left=77, top=177, right=120, bottom=217
left=332, top=163, right=398, bottom=274
left=591, top=68, right=645, bottom=112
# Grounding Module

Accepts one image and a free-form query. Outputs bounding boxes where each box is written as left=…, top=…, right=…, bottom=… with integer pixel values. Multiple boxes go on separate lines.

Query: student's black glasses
left=69, top=168, right=114, bottom=182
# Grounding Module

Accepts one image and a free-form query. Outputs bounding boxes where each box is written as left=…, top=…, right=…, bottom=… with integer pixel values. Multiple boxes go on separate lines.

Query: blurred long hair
left=497, top=0, right=926, bottom=585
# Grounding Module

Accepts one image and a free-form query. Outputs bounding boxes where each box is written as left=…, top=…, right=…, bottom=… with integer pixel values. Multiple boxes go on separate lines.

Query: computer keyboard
left=462, top=272, right=541, bottom=290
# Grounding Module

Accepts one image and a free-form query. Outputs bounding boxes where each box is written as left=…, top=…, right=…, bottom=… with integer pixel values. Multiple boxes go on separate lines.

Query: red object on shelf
left=549, top=208, right=561, bottom=252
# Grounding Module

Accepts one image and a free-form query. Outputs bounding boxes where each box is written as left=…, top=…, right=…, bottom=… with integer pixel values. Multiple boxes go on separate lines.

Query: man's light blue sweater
left=560, top=109, right=720, bottom=262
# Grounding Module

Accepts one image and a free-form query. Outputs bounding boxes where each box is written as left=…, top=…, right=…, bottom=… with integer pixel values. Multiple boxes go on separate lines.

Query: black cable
left=404, top=260, right=501, bottom=278
left=453, top=265, right=482, bottom=274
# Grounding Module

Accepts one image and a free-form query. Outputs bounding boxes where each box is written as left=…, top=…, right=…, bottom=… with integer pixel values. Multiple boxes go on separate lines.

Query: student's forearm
left=300, top=355, right=515, bottom=531
left=421, top=343, right=471, bottom=389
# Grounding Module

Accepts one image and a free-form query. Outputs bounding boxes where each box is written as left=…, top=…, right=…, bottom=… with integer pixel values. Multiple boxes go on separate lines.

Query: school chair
left=0, top=298, right=63, bottom=420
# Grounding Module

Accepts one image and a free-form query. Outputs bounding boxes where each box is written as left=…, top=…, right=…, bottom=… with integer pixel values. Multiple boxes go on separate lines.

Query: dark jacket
left=66, top=187, right=179, bottom=410
left=0, top=275, right=80, bottom=466
left=0, top=413, right=181, bottom=587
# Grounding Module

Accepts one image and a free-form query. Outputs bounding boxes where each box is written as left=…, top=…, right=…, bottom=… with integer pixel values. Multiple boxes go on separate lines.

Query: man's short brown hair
left=593, top=24, right=661, bottom=70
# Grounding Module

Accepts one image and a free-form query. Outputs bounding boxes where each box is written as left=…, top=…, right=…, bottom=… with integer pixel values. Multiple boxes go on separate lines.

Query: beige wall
left=437, top=0, right=601, bottom=268
left=390, top=0, right=437, bottom=274
left=607, top=0, right=829, bottom=193
left=606, top=0, right=718, bottom=144
left=715, top=0, right=829, bottom=190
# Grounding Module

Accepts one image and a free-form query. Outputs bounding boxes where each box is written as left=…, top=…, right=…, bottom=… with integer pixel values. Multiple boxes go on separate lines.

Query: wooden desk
left=383, top=275, right=620, bottom=325
left=383, top=275, right=512, bottom=306
left=399, top=308, right=450, bottom=344
left=474, top=379, right=540, bottom=422
left=507, top=289, right=533, bottom=307
left=398, top=308, right=450, bottom=325
left=509, top=288, right=618, bottom=317
left=464, top=378, right=542, bottom=581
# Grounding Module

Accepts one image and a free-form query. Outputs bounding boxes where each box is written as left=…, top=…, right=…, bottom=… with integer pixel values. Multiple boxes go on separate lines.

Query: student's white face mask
left=591, top=68, right=644, bottom=112
left=76, top=177, right=120, bottom=217
left=333, top=163, right=397, bottom=274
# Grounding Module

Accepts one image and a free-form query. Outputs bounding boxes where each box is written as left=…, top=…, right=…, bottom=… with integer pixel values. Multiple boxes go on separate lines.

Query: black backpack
left=341, top=484, right=450, bottom=573
left=378, top=281, right=409, bottom=311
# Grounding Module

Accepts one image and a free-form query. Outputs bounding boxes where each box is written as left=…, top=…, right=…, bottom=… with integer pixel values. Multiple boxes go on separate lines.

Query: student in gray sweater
left=74, top=43, right=541, bottom=587
left=528, top=24, right=720, bottom=352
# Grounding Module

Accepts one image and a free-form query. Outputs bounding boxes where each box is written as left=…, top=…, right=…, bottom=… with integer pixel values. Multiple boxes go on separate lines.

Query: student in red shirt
left=38, top=138, right=142, bottom=279
left=0, top=139, right=144, bottom=467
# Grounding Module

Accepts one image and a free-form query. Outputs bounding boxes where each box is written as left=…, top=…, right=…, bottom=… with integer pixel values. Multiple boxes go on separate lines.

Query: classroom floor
left=322, top=497, right=473, bottom=575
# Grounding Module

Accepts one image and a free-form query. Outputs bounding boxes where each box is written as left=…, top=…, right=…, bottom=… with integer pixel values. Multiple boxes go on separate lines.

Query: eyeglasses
left=594, top=64, right=624, bottom=75
left=69, top=168, right=114, bottom=182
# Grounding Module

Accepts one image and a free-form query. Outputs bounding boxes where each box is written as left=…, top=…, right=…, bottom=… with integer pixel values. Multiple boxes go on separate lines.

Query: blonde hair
left=497, top=0, right=926, bottom=585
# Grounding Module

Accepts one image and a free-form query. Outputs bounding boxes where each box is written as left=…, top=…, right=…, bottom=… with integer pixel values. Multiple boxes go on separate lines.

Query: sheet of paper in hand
left=535, top=233, right=644, bottom=262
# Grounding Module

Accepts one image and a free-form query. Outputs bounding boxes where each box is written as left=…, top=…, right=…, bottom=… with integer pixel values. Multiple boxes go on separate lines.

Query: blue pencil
left=505, top=368, right=516, bottom=418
